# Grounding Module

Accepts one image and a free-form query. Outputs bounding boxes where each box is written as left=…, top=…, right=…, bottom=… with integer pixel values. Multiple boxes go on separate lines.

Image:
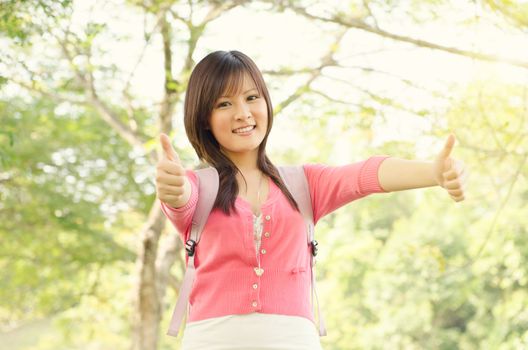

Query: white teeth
left=233, top=125, right=255, bottom=133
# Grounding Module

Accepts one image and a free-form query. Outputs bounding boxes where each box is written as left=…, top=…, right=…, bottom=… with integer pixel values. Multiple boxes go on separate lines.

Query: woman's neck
left=222, top=148, right=260, bottom=174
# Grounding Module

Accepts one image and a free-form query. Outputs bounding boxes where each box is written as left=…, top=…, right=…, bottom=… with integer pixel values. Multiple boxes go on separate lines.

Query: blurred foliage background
left=1, top=0, right=527, bottom=349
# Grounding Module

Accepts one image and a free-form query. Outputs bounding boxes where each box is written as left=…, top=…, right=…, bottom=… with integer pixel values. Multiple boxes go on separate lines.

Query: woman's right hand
left=156, top=133, right=191, bottom=209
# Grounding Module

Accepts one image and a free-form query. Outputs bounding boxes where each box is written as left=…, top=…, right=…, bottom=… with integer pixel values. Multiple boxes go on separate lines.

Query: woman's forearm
left=377, top=157, right=438, bottom=192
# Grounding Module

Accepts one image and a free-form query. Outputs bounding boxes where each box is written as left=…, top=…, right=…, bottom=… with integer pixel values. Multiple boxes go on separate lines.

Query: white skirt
left=181, top=313, right=324, bottom=350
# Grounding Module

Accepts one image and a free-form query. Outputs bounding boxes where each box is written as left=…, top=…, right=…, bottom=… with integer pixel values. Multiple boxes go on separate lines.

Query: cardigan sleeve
left=303, top=155, right=391, bottom=225
left=159, top=169, right=199, bottom=242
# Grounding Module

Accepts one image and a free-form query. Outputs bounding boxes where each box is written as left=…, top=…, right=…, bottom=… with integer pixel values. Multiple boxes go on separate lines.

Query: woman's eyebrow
left=220, top=88, right=258, bottom=98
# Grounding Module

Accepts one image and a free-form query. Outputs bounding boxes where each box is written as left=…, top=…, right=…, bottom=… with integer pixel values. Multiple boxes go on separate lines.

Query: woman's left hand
left=433, top=133, right=469, bottom=202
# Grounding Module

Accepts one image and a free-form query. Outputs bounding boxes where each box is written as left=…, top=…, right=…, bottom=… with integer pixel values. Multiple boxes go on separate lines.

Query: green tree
left=1, top=0, right=526, bottom=349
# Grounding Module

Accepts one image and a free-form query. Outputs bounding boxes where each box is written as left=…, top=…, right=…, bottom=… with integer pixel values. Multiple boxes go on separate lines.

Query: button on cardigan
left=160, top=156, right=390, bottom=325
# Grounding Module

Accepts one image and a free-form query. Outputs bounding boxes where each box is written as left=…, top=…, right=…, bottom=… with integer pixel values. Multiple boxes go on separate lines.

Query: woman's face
left=209, top=73, right=268, bottom=160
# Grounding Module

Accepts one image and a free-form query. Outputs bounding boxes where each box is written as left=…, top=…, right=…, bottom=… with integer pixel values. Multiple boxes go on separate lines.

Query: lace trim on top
left=252, top=213, right=263, bottom=256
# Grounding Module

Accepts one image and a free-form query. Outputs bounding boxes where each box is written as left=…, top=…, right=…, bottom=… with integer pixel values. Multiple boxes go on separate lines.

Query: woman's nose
left=235, top=102, right=251, bottom=119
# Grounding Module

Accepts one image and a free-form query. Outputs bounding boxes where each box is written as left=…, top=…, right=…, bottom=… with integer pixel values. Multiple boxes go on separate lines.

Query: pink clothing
left=161, top=156, right=390, bottom=325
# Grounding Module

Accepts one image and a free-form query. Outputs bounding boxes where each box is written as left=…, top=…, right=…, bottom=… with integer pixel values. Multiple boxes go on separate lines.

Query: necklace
left=256, top=171, right=264, bottom=206
left=243, top=170, right=264, bottom=209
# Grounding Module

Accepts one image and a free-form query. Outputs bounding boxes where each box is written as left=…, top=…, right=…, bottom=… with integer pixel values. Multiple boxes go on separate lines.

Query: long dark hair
left=183, top=50, right=299, bottom=215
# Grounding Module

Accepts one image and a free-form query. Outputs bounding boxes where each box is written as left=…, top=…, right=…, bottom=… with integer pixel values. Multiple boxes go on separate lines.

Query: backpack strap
left=277, top=165, right=327, bottom=336
left=166, top=166, right=218, bottom=337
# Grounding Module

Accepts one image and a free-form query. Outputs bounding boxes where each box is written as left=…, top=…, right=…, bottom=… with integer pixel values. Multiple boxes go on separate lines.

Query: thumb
left=444, top=157, right=453, bottom=172
left=438, top=133, right=456, bottom=160
left=160, top=133, right=181, bottom=163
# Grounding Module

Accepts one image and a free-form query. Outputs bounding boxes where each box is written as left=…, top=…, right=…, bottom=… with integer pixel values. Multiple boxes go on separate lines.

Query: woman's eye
left=216, top=96, right=258, bottom=108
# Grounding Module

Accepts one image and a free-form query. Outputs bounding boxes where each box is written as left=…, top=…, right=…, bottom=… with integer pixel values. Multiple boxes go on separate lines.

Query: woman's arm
left=377, top=134, right=468, bottom=202
left=377, top=158, right=437, bottom=191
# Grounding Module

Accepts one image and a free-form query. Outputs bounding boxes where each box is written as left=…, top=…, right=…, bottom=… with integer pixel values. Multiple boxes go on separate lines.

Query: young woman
left=155, top=50, right=467, bottom=349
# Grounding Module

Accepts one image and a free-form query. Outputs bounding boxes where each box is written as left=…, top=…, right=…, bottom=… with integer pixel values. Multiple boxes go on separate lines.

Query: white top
left=181, top=213, right=323, bottom=350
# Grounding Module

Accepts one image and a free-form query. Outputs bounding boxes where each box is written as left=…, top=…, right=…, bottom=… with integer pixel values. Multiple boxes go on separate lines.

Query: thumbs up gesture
left=433, top=133, right=468, bottom=202
left=156, top=133, right=191, bottom=208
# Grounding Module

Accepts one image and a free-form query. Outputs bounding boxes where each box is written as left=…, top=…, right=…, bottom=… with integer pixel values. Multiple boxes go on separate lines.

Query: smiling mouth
left=233, top=125, right=256, bottom=134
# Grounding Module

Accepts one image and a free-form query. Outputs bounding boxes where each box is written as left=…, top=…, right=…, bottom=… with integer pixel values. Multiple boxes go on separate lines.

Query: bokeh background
left=1, top=0, right=527, bottom=349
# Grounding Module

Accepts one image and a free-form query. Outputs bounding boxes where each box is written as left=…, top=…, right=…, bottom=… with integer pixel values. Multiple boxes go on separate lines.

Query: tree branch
left=362, top=0, right=379, bottom=29
left=53, top=31, right=149, bottom=155
left=158, top=14, right=181, bottom=135
left=120, top=8, right=167, bottom=130
left=319, top=73, right=431, bottom=117
left=280, top=1, right=528, bottom=69
left=8, top=77, right=86, bottom=105
left=310, top=88, right=358, bottom=106
left=200, top=0, right=249, bottom=25
left=273, top=28, right=348, bottom=115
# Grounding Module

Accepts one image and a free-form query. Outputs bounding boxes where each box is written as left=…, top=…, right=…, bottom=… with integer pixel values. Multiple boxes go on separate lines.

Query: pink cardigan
left=161, top=156, right=390, bottom=324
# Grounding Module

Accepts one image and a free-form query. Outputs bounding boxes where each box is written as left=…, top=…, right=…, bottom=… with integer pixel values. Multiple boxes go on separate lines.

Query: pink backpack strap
left=166, top=166, right=219, bottom=337
left=277, top=165, right=327, bottom=336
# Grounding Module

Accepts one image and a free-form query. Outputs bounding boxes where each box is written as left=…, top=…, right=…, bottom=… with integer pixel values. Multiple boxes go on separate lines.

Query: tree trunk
left=132, top=11, right=180, bottom=349
left=132, top=201, right=165, bottom=350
